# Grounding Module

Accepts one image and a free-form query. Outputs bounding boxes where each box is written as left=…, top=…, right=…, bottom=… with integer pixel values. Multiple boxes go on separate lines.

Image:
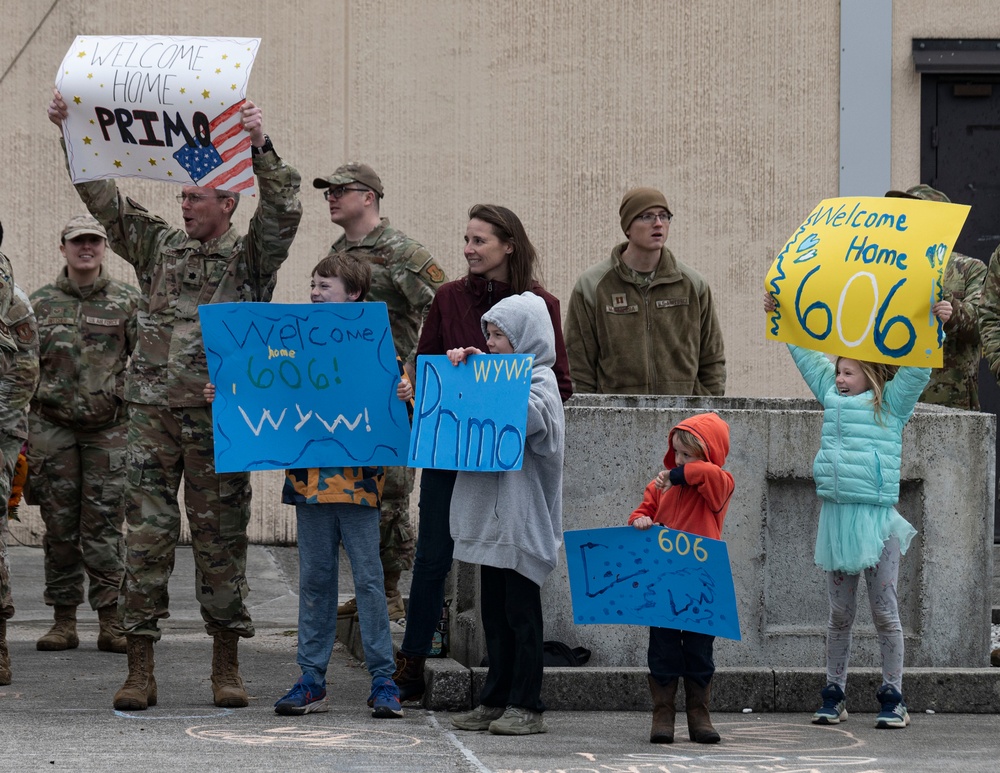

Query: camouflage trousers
left=379, top=465, right=415, bottom=575
left=121, top=404, right=253, bottom=641
left=27, top=414, right=126, bottom=610
left=0, top=432, right=21, bottom=620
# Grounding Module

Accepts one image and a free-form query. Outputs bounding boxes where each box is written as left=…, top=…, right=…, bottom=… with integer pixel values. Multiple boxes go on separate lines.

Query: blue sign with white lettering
left=199, top=302, right=411, bottom=472
left=564, top=526, right=741, bottom=641
left=408, top=353, right=532, bottom=471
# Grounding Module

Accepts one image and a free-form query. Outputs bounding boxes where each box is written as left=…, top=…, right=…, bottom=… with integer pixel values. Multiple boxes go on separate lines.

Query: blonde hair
left=672, top=429, right=707, bottom=461
left=836, top=356, right=898, bottom=421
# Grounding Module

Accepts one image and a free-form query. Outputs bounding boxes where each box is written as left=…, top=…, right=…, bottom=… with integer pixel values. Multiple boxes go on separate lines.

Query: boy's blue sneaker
left=875, top=685, right=910, bottom=728
left=274, top=675, right=329, bottom=716
left=811, top=683, right=848, bottom=725
left=368, top=676, right=403, bottom=719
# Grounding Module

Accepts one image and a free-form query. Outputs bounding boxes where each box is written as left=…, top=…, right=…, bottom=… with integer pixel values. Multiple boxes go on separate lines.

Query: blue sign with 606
left=564, top=526, right=741, bottom=641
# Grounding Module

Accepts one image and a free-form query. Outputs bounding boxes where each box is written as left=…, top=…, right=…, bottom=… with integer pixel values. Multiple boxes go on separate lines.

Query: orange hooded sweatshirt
left=627, top=412, right=734, bottom=540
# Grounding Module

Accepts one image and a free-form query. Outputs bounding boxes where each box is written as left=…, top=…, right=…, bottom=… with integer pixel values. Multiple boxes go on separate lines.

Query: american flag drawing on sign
left=172, top=99, right=256, bottom=196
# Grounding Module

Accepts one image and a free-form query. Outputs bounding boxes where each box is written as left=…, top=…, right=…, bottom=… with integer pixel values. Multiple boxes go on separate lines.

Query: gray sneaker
left=488, top=706, right=548, bottom=735
left=452, top=704, right=505, bottom=731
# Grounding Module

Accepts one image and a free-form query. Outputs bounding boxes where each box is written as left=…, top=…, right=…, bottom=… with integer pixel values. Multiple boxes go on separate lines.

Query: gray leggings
left=825, top=535, right=903, bottom=692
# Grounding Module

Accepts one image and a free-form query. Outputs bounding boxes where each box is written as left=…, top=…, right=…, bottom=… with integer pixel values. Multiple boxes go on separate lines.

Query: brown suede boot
left=113, top=635, right=157, bottom=710
left=685, top=677, right=721, bottom=743
left=648, top=674, right=678, bottom=743
left=97, top=606, right=127, bottom=653
left=384, top=570, right=405, bottom=623
left=336, top=597, right=358, bottom=619
left=392, top=650, right=426, bottom=702
left=211, top=632, right=249, bottom=708
left=0, top=619, right=10, bottom=685
left=36, top=605, right=79, bottom=651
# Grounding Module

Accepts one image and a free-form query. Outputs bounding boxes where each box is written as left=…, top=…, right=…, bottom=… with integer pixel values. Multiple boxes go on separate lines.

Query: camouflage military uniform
left=28, top=266, right=139, bottom=611
left=0, top=265, right=40, bottom=622
left=980, top=243, right=1000, bottom=384
left=332, top=219, right=446, bottom=575
left=884, top=186, right=986, bottom=410
left=920, top=253, right=986, bottom=410
left=69, top=151, right=302, bottom=640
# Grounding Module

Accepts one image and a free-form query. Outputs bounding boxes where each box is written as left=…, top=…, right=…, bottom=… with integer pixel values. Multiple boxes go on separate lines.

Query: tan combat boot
left=211, top=631, right=249, bottom=708
left=97, top=605, right=127, bottom=653
left=0, top=618, right=11, bottom=685
left=113, top=635, right=157, bottom=710
left=684, top=677, right=721, bottom=744
left=384, top=570, right=406, bottom=623
left=36, top=605, right=79, bottom=651
left=648, top=674, right=678, bottom=743
left=336, top=597, right=358, bottom=619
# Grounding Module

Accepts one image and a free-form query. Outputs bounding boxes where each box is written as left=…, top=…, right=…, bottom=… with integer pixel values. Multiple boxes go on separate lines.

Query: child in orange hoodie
left=628, top=412, right=734, bottom=746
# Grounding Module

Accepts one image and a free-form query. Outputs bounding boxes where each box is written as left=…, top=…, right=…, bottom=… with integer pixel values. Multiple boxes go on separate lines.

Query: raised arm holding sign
left=54, top=35, right=262, bottom=195
left=764, top=195, right=969, bottom=366
left=47, top=63, right=302, bottom=713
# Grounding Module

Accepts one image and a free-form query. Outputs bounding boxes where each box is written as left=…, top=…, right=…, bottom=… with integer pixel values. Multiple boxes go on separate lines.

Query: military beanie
left=619, top=187, right=672, bottom=235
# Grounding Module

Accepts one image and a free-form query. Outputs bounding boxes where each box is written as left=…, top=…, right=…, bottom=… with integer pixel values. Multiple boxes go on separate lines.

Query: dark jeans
left=648, top=626, right=715, bottom=688
left=479, top=565, right=545, bottom=712
left=400, top=468, right=457, bottom=657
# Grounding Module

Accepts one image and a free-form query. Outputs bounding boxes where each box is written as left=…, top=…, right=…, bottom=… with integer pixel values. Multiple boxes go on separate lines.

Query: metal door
left=920, top=74, right=1000, bottom=541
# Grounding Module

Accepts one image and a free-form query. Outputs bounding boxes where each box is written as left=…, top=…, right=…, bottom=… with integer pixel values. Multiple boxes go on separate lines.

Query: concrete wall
left=450, top=396, right=996, bottom=670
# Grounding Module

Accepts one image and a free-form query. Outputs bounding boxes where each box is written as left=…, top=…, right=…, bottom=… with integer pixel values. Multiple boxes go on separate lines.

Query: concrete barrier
left=449, top=395, right=996, bottom=673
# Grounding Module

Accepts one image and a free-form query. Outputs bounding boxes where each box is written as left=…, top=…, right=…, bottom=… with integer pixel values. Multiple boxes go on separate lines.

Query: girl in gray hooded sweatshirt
left=446, top=291, right=565, bottom=736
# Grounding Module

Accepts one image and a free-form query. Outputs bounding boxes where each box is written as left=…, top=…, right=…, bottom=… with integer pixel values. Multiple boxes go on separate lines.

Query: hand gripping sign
left=564, top=526, right=741, bottom=641
left=56, top=35, right=261, bottom=196
left=199, top=302, right=411, bottom=473
left=765, top=196, right=969, bottom=366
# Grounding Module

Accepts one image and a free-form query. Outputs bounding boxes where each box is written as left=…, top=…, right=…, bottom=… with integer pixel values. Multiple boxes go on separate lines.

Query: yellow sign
left=765, top=196, right=970, bottom=366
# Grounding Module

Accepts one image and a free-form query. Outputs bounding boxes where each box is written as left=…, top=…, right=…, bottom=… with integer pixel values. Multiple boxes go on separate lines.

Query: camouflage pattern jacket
left=0, top=266, right=40, bottom=442
left=332, top=218, right=446, bottom=369
left=979, top=244, right=1000, bottom=387
left=30, top=266, right=139, bottom=429
left=922, top=253, right=985, bottom=410
left=70, top=150, right=302, bottom=407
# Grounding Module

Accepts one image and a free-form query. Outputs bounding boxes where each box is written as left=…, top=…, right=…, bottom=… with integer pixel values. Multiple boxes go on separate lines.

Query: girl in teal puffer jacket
left=765, top=289, right=949, bottom=731
left=788, top=343, right=934, bottom=733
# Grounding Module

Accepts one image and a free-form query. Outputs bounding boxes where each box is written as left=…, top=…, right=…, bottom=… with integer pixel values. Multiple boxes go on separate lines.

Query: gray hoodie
left=449, top=291, right=565, bottom=586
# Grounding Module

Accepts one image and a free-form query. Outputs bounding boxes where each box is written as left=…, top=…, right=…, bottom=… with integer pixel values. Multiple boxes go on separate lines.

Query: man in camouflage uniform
left=313, top=163, right=446, bottom=622
left=29, top=215, right=139, bottom=655
left=886, top=185, right=986, bottom=409
left=0, top=225, right=41, bottom=685
left=49, top=92, right=302, bottom=710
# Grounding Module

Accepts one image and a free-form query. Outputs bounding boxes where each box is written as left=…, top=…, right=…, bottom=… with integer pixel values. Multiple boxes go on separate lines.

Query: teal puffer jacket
left=789, top=345, right=930, bottom=506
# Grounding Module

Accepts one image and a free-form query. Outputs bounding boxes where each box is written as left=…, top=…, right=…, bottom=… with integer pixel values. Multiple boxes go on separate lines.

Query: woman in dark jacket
left=392, top=204, right=571, bottom=701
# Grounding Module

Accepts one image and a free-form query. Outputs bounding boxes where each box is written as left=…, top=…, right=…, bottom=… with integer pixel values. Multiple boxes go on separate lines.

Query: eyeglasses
left=636, top=212, right=672, bottom=224
left=175, top=192, right=228, bottom=204
left=323, top=186, right=370, bottom=200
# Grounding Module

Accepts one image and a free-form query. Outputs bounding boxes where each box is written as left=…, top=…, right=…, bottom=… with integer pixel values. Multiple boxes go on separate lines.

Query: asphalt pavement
left=2, top=544, right=1000, bottom=773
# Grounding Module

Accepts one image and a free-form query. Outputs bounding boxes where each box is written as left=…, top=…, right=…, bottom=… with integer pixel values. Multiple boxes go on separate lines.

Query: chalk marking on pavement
left=568, top=751, right=882, bottom=772
left=114, top=708, right=235, bottom=720
left=426, top=711, right=494, bottom=773
left=186, top=724, right=423, bottom=749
